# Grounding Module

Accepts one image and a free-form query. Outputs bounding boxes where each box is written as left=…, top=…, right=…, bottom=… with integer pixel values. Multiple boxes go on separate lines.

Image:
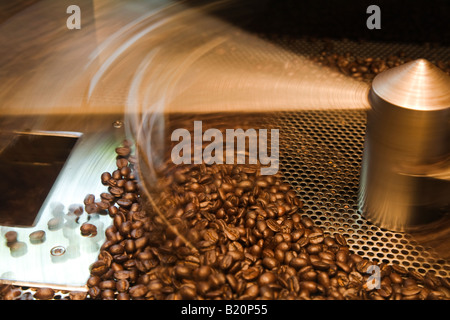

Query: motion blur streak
left=0, top=0, right=369, bottom=117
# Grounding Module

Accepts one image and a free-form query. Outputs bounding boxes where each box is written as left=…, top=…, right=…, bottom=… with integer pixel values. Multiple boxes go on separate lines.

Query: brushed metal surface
left=359, top=59, right=450, bottom=232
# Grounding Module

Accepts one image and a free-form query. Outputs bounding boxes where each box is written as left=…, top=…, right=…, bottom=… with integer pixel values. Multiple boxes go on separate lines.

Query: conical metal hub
left=372, top=58, right=450, bottom=111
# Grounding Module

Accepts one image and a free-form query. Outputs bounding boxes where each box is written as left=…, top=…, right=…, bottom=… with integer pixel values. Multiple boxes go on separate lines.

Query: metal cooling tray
left=0, top=114, right=125, bottom=291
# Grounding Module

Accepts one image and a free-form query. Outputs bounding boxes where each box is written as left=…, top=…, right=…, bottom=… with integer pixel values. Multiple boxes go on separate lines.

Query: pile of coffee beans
left=1, top=138, right=449, bottom=300
left=75, top=141, right=449, bottom=300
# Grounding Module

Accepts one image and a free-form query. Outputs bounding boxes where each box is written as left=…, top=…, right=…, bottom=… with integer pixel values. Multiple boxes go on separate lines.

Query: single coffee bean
left=109, top=244, right=125, bottom=255
left=179, top=285, right=197, bottom=299
left=80, top=223, right=97, bottom=237
left=195, top=266, right=212, bottom=281
left=392, top=264, right=408, bottom=275
left=85, top=203, right=99, bottom=214
left=29, top=230, right=46, bottom=244
left=317, top=271, right=330, bottom=288
left=306, top=244, right=322, bottom=254
left=34, top=287, right=55, bottom=300
left=311, top=260, right=330, bottom=271
left=401, top=285, right=421, bottom=296
left=336, top=261, right=351, bottom=273
left=334, top=234, right=347, bottom=247
left=262, top=256, right=279, bottom=269
left=258, top=272, right=277, bottom=286
left=300, top=281, right=317, bottom=293
left=90, top=260, right=108, bottom=276
left=100, top=192, right=115, bottom=203
left=99, top=280, right=116, bottom=290
left=335, top=250, right=348, bottom=263
left=129, top=284, right=148, bottom=298
left=5, top=231, right=18, bottom=244
left=69, top=291, right=88, bottom=300
left=101, top=172, right=112, bottom=185
left=116, top=279, right=130, bottom=293
left=84, top=194, right=95, bottom=205
left=308, top=232, right=324, bottom=244
left=390, top=272, right=403, bottom=284
left=88, top=286, right=101, bottom=299
left=378, top=284, right=393, bottom=298
left=117, top=198, right=133, bottom=208
left=300, top=217, right=314, bottom=228
left=47, top=217, right=62, bottom=230
left=116, top=292, right=130, bottom=300
left=4, top=288, right=21, bottom=300
left=115, top=147, right=131, bottom=157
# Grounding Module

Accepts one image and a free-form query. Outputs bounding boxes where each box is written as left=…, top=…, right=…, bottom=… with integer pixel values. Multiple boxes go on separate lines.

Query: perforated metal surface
left=266, top=110, right=450, bottom=278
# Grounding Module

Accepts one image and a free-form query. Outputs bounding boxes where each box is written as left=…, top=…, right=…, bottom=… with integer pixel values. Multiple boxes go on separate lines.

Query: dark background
left=199, top=0, right=450, bottom=46
left=249, top=0, right=450, bottom=45
left=1, top=0, right=449, bottom=45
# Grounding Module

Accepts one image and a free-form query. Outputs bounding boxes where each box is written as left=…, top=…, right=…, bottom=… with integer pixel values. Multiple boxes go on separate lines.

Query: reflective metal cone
left=359, top=59, right=450, bottom=232
left=372, top=58, right=450, bottom=111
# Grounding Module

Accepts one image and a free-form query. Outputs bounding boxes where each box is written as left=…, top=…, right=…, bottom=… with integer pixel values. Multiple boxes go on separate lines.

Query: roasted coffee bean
left=300, top=217, right=314, bottom=228
left=34, top=288, right=55, bottom=300
left=88, top=286, right=101, bottom=299
left=87, top=275, right=101, bottom=288
left=306, top=244, right=322, bottom=254
left=308, top=232, right=324, bottom=244
left=401, top=285, right=422, bottom=296
left=90, top=261, right=108, bottom=276
left=101, top=172, right=112, bottom=185
left=242, top=267, right=261, bottom=281
left=69, top=291, right=88, bottom=300
left=29, top=230, right=46, bottom=244
left=99, top=280, right=116, bottom=290
left=424, top=273, right=441, bottom=289
left=3, top=288, right=21, bottom=300
left=100, top=192, right=115, bottom=203
left=85, top=202, right=99, bottom=214
left=311, top=260, right=330, bottom=271
left=117, top=198, right=133, bottom=208
left=441, top=277, right=450, bottom=290
left=356, top=259, right=371, bottom=274
left=101, top=289, right=115, bottom=300
left=390, top=272, right=403, bottom=284
left=334, top=234, right=347, bottom=247
left=124, top=180, right=136, bottom=192
left=80, top=223, right=97, bottom=237
left=336, top=261, right=351, bottom=273
left=335, top=250, right=348, bottom=263
left=84, top=194, right=95, bottom=205
left=116, top=279, right=130, bottom=293
left=47, top=217, right=62, bottom=230
left=124, top=239, right=136, bottom=253
left=115, top=147, right=131, bottom=157
left=267, top=219, right=281, bottom=232
left=392, top=264, right=408, bottom=275
left=300, top=281, right=317, bottom=293
left=262, top=256, right=280, bottom=269
left=129, top=284, right=148, bottom=298
left=317, top=271, right=330, bottom=288
left=5, top=230, right=18, bottom=244
left=96, top=200, right=110, bottom=211
left=258, top=272, right=277, bottom=286
left=179, top=285, right=197, bottom=299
